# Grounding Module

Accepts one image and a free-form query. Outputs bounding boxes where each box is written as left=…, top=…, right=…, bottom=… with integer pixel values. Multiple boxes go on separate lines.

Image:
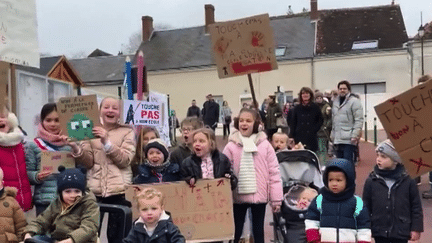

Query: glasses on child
left=181, top=127, right=193, bottom=132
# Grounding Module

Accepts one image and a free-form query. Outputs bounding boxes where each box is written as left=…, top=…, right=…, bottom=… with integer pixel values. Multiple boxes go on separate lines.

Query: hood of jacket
left=322, top=158, right=356, bottom=200
left=228, top=130, right=267, bottom=147
left=0, top=187, right=17, bottom=199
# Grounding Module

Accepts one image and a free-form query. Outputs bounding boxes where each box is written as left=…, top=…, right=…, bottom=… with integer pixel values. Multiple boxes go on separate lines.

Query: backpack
left=316, top=194, right=363, bottom=228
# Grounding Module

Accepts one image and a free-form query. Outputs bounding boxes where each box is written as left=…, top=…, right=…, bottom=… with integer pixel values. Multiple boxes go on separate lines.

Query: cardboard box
left=374, top=79, right=432, bottom=177
left=57, top=95, right=100, bottom=141
left=208, top=14, right=278, bottom=79
left=126, top=179, right=234, bottom=242
left=40, top=151, right=75, bottom=173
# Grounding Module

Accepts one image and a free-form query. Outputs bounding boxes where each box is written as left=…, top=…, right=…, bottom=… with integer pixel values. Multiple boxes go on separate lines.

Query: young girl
left=72, top=97, right=136, bottom=243
left=0, top=108, right=32, bottom=212
left=131, top=126, right=160, bottom=177
left=25, top=103, right=72, bottom=215
left=181, top=128, right=237, bottom=190
left=223, top=108, right=283, bottom=243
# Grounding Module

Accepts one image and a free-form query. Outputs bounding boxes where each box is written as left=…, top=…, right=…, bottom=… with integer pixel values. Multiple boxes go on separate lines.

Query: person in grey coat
left=331, top=80, right=364, bottom=164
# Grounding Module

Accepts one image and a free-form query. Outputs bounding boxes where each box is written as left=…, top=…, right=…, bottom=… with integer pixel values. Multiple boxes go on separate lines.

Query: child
left=24, top=166, right=100, bottom=243
left=223, top=108, right=283, bottom=243
left=169, top=117, right=204, bottom=165
left=296, top=187, right=318, bottom=210
left=0, top=167, right=27, bottom=242
left=272, top=129, right=290, bottom=152
left=25, top=103, right=73, bottom=215
left=181, top=128, right=237, bottom=190
left=305, top=158, right=371, bottom=243
left=363, top=140, right=423, bottom=243
left=133, top=138, right=180, bottom=184
left=123, top=187, right=185, bottom=243
left=131, top=126, right=160, bottom=177
left=0, top=108, right=32, bottom=212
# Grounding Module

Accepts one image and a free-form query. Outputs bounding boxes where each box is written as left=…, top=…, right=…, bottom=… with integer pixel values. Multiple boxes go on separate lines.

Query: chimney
left=310, top=0, right=318, bottom=21
left=205, top=4, right=215, bottom=33
left=141, top=16, right=154, bottom=42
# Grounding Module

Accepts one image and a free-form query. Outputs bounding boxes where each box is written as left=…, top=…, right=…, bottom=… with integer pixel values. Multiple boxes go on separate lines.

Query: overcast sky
left=36, top=0, right=432, bottom=57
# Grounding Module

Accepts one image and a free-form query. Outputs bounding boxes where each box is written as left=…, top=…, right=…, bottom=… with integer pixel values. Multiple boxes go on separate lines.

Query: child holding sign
left=25, top=103, right=73, bottom=215
left=363, top=140, right=423, bottom=243
left=181, top=128, right=237, bottom=190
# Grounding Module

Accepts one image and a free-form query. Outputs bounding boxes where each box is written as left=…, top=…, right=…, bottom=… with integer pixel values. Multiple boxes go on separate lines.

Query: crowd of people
left=0, top=78, right=428, bottom=243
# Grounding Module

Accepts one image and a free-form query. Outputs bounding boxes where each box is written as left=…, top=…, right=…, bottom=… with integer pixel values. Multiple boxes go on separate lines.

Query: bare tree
left=121, top=23, right=173, bottom=54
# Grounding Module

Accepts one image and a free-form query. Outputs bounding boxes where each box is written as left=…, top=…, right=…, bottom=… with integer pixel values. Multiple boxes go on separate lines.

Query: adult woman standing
left=289, top=87, right=323, bottom=152
left=71, top=97, right=136, bottom=243
left=221, top=101, right=232, bottom=138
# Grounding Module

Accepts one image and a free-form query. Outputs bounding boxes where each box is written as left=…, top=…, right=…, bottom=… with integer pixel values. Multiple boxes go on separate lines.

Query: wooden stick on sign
left=248, top=74, right=258, bottom=109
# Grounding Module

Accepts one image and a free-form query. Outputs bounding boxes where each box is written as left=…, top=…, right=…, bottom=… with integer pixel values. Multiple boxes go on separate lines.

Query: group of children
left=0, top=96, right=426, bottom=243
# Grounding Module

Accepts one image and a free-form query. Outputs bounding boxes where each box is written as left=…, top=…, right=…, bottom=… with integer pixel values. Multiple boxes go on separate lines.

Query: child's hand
left=37, top=171, right=52, bottom=181
left=272, top=205, right=281, bottom=213
left=410, top=231, right=421, bottom=241
left=24, top=233, right=32, bottom=240
left=93, top=126, right=109, bottom=144
left=57, top=238, right=74, bottom=243
left=189, top=178, right=196, bottom=187
left=224, top=173, right=231, bottom=179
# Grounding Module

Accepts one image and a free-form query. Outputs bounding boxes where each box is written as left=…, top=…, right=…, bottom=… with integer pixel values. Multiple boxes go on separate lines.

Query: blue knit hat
left=57, top=166, right=87, bottom=193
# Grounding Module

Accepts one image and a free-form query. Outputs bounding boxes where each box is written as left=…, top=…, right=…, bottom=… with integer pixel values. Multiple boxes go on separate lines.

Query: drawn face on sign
left=67, top=114, right=94, bottom=140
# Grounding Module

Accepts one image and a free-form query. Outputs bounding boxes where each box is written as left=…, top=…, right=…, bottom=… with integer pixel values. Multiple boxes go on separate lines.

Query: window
left=275, top=46, right=287, bottom=57
left=351, top=82, right=386, bottom=94
left=352, top=40, right=379, bottom=50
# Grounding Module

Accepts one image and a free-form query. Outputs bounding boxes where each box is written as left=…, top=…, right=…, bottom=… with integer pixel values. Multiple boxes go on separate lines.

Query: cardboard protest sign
left=57, top=95, right=100, bottom=141
left=374, top=79, right=432, bottom=177
left=208, top=14, right=278, bottom=79
left=41, top=151, right=75, bottom=173
left=126, top=179, right=234, bottom=242
left=122, top=100, right=161, bottom=127
left=0, top=62, right=8, bottom=110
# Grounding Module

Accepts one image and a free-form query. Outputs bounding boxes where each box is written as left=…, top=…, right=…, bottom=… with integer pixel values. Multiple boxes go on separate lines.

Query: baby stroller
left=273, top=149, right=324, bottom=243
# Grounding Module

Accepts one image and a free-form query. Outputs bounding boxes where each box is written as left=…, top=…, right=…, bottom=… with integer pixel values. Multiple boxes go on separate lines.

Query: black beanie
left=57, top=166, right=87, bottom=193
left=144, top=138, right=169, bottom=162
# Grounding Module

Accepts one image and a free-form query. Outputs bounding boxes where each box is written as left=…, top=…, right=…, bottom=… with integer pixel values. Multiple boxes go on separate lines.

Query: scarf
left=144, top=160, right=170, bottom=173
left=237, top=134, right=258, bottom=194
left=0, top=127, right=24, bottom=147
left=374, top=163, right=405, bottom=180
left=37, top=123, right=67, bottom=147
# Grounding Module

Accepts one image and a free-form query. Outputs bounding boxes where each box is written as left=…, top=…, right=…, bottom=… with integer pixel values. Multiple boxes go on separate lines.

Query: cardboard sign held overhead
left=209, top=14, right=278, bottom=79
left=0, top=62, right=8, bottom=110
left=57, top=95, right=100, bottom=141
left=374, top=79, right=432, bottom=177
left=122, top=100, right=161, bottom=127
left=126, top=179, right=234, bottom=242
left=41, top=151, right=75, bottom=173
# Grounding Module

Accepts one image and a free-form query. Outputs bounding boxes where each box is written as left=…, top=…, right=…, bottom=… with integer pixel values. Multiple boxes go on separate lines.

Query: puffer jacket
left=25, top=138, right=72, bottom=206
left=331, top=93, right=364, bottom=145
left=317, top=101, right=332, bottom=138
left=265, top=102, right=282, bottom=130
left=222, top=131, right=282, bottom=206
left=133, top=161, right=180, bottom=184
left=0, top=187, right=27, bottom=243
left=363, top=164, right=423, bottom=240
left=24, top=190, right=100, bottom=243
left=74, top=125, right=136, bottom=197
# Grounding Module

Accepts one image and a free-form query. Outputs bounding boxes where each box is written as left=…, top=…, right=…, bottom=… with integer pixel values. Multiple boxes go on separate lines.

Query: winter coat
left=123, top=212, right=185, bottom=243
left=221, top=106, right=232, bottom=125
left=24, top=190, right=100, bottom=243
left=305, top=159, right=371, bottom=243
left=288, top=102, right=323, bottom=152
left=362, top=165, right=423, bottom=240
left=73, top=125, right=136, bottom=197
left=202, top=100, right=220, bottom=127
left=186, top=105, right=201, bottom=118
left=223, top=131, right=283, bottom=206
left=0, top=187, right=27, bottom=243
left=180, top=150, right=238, bottom=190
left=133, top=162, right=181, bottom=184
left=169, top=143, right=191, bottom=166
left=331, top=94, right=364, bottom=145
left=265, top=102, right=282, bottom=130
left=317, top=101, right=332, bottom=138
left=25, top=138, right=72, bottom=206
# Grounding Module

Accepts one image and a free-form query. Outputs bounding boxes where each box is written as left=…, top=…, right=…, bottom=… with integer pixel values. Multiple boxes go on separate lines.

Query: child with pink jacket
left=223, top=107, right=283, bottom=243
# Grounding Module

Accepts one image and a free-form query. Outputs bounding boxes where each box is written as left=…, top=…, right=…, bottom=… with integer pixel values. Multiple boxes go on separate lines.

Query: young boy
left=363, top=140, right=423, bottom=243
left=169, top=117, right=204, bottom=165
left=272, top=129, right=291, bottom=152
left=305, top=158, right=371, bottom=243
left=124, top=187, right=185, bottom=243
left=24, top=166, right=99, bottom=243
left=0, top=167, right=27, bottom=242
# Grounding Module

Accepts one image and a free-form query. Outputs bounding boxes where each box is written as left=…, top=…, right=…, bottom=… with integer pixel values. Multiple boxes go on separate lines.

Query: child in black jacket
left=363, top=139, right=423, bottom=243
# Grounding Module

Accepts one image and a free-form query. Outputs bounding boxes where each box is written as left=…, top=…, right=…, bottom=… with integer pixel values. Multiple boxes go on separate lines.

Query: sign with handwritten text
left=0, top=0, right=40, bottom=67
left=122, top=100, right=161, bottom=127
left=0, top=62, right=8, bottom=109
left=41, top=151, right=75, bottom=173
left=208, top=14, right=278, bottom=79
left=375, top=79, right=432, bottom=177
left=126, top=179, right=234, bottom=242
left=57, top=95, right=100, bottom=141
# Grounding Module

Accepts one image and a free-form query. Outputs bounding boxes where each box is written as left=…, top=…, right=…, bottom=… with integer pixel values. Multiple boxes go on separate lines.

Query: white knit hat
left=376, top=139, right=402, bottom=164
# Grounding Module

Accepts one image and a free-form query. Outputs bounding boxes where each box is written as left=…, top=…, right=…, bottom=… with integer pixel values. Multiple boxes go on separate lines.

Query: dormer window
left=352, top=40, right=379, bottom=50
left=275, top=46, right=287, bottom=56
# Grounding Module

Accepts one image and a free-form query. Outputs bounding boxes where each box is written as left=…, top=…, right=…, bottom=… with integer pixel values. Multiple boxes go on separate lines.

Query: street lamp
left=418, top=24, right=425, bottom=75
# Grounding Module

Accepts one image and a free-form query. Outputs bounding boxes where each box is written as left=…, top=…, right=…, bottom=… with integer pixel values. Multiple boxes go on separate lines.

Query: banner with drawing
left=41, top=151, right=75, bottom=173
left=126, top=179, right=234, bottom=242
left=122, top=100, right=162, bottom=127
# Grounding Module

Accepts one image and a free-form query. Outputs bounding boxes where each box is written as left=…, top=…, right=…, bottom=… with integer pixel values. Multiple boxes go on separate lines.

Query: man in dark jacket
left=202, top=94, right=220, bottom=131
left=186, top=99, right=201, bottom=118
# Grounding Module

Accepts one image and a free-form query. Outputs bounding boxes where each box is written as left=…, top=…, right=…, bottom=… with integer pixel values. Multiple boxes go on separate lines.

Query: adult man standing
left=331, top=80, right=363, bottom=164
left=202, top=94, right=220, bottom=131
left=186, top=99, right=201, bottom=118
